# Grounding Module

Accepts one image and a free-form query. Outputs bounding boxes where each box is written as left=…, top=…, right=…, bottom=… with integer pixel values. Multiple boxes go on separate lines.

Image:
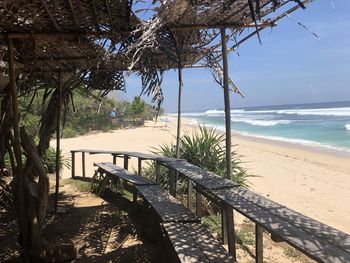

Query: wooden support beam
left=256, top=225, right=264, bottom=263
left=71, top=151, right=75, bottom=178
left=222, top=208, right=228, bottom=244
left=187, top=178, right=193, bottom=211
left=169, top=169, right=175, bottom=197
left=7, top=37, right=28, bottom=259
left=82, top=152, right=86, bottom=178
left=105, top=0, right=115, bottom=33
left=40, top=0, right=60, bottom=31
left=112, top=154, right=117, bottom=165
left=195, top=189, right=202, bottom=217
left=67, top=0, right=78, bottom=28
left=220, top=27, right=232, bottom=180
left=226, top=207, right=236, bottom=260
left=155, top=162, right=160, bottom=183
left=0, top=22, right=275, bottom=40
left=138, top=158, right=142, bottom=176
left=123, top=155, right=129, bottom=170
left=54, top=72, right=62, bottom=213
left=175, top=66, right=183, bottom=158
left=7, top=38, right=23, bottom=168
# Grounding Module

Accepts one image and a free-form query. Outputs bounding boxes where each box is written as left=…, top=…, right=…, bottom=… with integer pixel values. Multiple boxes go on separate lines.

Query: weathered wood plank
left=163, top=222, right=210, bottom=263
left=164, top=222, right=235, bottom=263
left=227, top=187, right=350, bottom=254
left=211, top=188, right=350, bottom=263
left=93, top=162, right=156, bottom=186
left=136, top=185, right=199, bottom=223
left=163, top=160, right=238, bottom=190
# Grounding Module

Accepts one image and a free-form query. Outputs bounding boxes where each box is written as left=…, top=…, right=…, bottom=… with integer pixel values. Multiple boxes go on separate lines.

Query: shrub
left=144, top=125, right=249, bottom=188
left=42, top=147, right=70, bottom=174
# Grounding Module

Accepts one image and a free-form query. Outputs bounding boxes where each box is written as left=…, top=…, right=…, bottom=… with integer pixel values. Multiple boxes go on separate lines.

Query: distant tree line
left=19, top=87, right=163, bottom=139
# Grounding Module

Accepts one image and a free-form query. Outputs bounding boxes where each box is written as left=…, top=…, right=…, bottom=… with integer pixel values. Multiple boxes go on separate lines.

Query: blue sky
left=115, top=0, right=350, bottom=113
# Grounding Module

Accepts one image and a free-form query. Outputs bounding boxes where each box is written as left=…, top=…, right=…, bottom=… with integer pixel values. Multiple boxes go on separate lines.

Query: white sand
left=57, top=118, right=350, bottom=234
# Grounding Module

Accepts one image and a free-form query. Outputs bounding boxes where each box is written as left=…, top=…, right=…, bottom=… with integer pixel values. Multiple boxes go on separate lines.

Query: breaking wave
left=233, top=119, right=292, bottom=126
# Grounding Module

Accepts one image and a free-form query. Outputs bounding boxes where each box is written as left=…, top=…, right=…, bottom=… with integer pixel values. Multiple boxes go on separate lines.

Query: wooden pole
left=7, top=36, right=29, bottom=262
left=221, top=27, right=236, bottom=259
left=82, top=152, right=86, bottom=177
left=256, top=224, right=264, bottom=263
left=221, top=27, right=232, bottom=180
left=175, top=66, right=183, bottom=158
left=54, top=72, right=62, bottom=213
left=174, top=66, right=183, bottom=198
left=71, top=151, right=75, bottom=178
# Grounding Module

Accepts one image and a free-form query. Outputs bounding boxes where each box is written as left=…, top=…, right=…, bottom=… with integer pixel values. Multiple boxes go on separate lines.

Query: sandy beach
left=57, top=118, right=350, bottom=234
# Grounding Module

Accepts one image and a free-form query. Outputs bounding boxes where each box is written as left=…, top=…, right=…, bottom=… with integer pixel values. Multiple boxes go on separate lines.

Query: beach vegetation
left=144, top=125, right=249, bottom=188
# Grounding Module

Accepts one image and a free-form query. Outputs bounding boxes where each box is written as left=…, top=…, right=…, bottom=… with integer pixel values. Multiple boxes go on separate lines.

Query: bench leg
left=256, top=224, right=263, bottom=263
left=222, top=208, right=228, bottom=244
left=226, top=207, right=236, bottom=260
left=195, top=190, right=202, bottom=217
left=124, top=155, right=129, bottom=170
left=133, top=188, right=138, bottom=203
left=187, top=178, right=193, bottom=211
left=138, top=158, right=142, bottom=176
left=169, top=170, right=175, bottom=197
left=82, top=152, right=86, bottom=178
left=71, top=151, right=75, bottom=178
left=155, top=162, right=160, bottom=183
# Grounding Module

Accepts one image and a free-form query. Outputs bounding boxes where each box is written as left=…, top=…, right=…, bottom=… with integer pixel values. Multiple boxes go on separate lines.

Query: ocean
left=170, top=101, right=350, bottom=154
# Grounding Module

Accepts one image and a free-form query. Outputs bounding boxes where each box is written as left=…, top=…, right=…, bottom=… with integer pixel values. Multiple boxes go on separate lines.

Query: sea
left=169, top=101, right=350, bottom=154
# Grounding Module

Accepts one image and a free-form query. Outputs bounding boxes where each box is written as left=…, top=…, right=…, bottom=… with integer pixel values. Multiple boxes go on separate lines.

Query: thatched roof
left=0, top=0, right=311, bottom=98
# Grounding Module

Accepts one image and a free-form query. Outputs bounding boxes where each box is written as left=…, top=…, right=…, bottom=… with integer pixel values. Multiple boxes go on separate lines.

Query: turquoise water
left=170, top=101, right=350, bottom=153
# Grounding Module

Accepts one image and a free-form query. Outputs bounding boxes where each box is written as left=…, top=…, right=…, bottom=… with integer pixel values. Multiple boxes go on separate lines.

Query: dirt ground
left=0, top=178, right=168, bottom=263
left=0, top=177, right=315, bottom=263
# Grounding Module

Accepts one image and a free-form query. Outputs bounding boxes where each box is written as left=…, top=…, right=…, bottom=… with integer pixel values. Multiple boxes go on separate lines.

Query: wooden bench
left=135, top=184, right=199, bottom=223
left=92, top=162, right=156, bottom=198
left=93, top=162, right=234, bottom=262
left=205, top=187, right=350, bottom=263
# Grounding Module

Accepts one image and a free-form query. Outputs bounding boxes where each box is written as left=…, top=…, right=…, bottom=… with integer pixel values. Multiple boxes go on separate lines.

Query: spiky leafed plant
left=143, top=125, right=249, bottom=189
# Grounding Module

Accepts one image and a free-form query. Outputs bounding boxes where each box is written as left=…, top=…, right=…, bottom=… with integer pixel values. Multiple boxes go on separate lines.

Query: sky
left=114, top=0, right=350, bottom=113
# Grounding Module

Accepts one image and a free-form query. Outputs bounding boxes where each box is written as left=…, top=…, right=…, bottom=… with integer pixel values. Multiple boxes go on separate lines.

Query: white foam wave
left=346, top=124, right=350, bottom=131
left=233, top=119, right=292, bottom=126
left=276, top=107, right=350, bottom=117
left=236, top=132, right=350, bottom=154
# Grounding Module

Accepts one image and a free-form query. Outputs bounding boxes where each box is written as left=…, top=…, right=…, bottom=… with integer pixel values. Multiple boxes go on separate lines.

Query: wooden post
left=82, top=152, right=86, bottom=178
left=175, top=66, right=183, bottom=158
left=169, top=169, right=175, bottom=196
left=221, top=27, right=233, bottom=180
left=226, top=207, right=236, bottom=260
left=221, top=27, right=233, bottom=256
left=54, top=72, right=62, bottom=213
left=7, top=36, right=28, bottom=260
left=187, top=178, right=193, bottom=211
left=124, top=155, right=129, bottom=170
left=256, top=224, right=263, bottom=263
left=155, top=162, right=160, bottom=183
left=222, top=209, right=228, bottom=244
left=138, top=158, right=142, bottom=176
left=71, top=151, right=75, bottom=178
left=195, top=188, right=202, bottom=217
left=112, top=154, right=117, bottom=165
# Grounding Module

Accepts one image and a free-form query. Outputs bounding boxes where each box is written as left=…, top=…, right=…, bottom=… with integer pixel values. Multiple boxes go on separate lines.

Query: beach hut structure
left=3, top=1, right=350, bottom=263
